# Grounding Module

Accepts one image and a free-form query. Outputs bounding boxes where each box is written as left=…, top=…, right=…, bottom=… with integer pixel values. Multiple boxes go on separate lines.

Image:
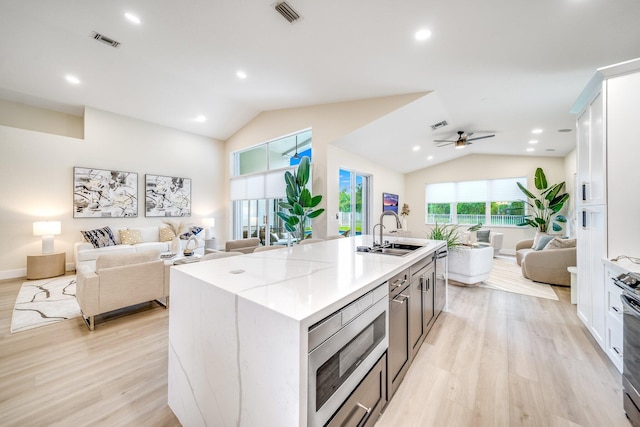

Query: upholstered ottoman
left=447, top=246, right=494, bottom=286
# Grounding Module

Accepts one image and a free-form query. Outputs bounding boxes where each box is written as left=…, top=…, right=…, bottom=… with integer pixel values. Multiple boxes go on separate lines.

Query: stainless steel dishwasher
left=434, top=247, right=448, bottom=316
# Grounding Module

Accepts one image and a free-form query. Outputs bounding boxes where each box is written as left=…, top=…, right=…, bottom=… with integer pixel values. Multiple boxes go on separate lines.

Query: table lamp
left=203, top=217, right=215, bottom=239
left=33, top=221, right=61, bottom=254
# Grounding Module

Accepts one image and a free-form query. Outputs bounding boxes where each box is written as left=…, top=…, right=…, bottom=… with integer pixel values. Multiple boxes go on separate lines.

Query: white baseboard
left=0, top=268, right=26, bottom=280
left=499, top=249, right=516, bottom=256
left=0, top=264, right=75, bottom=281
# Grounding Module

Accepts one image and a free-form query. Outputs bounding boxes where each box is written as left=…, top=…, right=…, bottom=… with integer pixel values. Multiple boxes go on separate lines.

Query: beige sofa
left=74, top=226, right=204, bottom=270
left=76, top=250, right=167, bottom=330
left=224, top=238, right=260, bottom=254
left=516, top=238, right=576, bottom=286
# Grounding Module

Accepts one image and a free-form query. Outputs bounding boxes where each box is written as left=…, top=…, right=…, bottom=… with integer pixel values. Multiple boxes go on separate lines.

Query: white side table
left=568, top=266, right=578, bottom=304
left=204, top=238, right=217, bottom=251
left=27, top=252, right=66, bottom=280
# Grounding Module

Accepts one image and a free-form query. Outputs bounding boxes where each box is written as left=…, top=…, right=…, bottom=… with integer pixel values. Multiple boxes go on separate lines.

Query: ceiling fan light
left=455, top=141, right=466, bottom=149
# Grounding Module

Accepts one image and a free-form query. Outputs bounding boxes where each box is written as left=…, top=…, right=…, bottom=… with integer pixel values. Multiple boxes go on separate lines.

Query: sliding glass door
left=339, top=169, right=371, bottom=236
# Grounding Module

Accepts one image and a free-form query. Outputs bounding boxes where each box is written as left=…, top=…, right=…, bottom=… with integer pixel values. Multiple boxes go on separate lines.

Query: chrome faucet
left=375, top=210, right=403, bottom=247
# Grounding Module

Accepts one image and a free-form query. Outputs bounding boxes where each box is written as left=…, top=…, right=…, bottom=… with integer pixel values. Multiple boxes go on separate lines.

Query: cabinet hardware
left=392, top=294, right=409, bottom=303
left=613, top=347, right=622, bottom=356
left=612, top=306, right=620, bottom=313
left=391, top=278, right=407, bottom=288
left=582, top=210, right=587, bottom=228
left=582, top=183, right=587, bottom=201
left=356, top=402, right=371, bottom=414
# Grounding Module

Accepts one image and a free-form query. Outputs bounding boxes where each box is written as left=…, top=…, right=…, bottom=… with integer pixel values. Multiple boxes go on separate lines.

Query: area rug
left=10, top=275, right=80, bottom=333
left=481, top=256, right=559, bottom=301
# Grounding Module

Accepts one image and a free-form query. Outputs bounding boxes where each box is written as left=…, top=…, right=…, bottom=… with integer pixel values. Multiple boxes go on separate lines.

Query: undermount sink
left=357, top=243, right=425, bottom=257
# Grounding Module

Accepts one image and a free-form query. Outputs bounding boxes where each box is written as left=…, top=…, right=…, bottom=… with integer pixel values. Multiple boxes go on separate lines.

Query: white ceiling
left=1, top=0, right=640, bottom=173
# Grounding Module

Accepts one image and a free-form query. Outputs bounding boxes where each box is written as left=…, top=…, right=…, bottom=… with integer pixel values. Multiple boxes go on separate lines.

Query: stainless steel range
left=613, top=272, right=640, bottom=426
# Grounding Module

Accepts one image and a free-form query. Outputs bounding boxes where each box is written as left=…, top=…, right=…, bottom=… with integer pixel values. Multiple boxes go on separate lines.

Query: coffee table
left=448, top=246, right=493, bottom=286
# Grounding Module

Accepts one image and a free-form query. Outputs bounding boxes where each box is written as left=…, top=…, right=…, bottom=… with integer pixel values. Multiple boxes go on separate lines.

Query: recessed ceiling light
left=526, top=147, right=535, bottom=152
left=427, top=155, right=434, bottom=160
left=236, top=70, right=247, bottom=79
left=195, top=115, right=206, bottom=123
left=412, top=146, right=420, bottom=152
left=124, top=12, right=141, bottom=24
left=414, top=29, right=432, bottom=41
left=558, top=128, right=572, bottom=133
left=65, top=75, right=80, bottom=85
left=528, top=140, right=538, bottom=144
left=531, top=128, right=543, bottom=134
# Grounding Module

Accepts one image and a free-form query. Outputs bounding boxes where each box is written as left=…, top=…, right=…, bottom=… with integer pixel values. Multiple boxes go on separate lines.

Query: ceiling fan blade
left=436, top=142, right=454, bottom=147
left=433, top=139, right=457, bottom=143
left=466, top=134, right=495, bottom=142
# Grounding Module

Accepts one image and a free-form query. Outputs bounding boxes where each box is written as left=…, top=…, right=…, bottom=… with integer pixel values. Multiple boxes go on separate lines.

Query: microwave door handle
left=621, top=295, right=640, bottom=318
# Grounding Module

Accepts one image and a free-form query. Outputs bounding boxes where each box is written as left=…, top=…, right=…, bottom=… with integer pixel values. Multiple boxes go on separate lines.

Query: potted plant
left=277, top=156, right=325, bottom=241
left=426, top=222, right=462, bottom=250
left=517, top=167, right=569, bottom=232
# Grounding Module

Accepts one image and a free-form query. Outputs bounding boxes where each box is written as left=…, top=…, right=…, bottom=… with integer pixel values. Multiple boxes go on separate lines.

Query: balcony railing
left=426, top=214, right=525, bottom=226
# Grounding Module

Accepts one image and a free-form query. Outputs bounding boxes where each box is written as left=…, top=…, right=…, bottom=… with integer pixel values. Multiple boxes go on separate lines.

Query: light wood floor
left=0, top=274, right=630, bottom=427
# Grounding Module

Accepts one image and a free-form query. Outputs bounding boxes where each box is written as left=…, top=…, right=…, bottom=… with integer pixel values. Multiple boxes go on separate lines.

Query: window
left=425, top=177, right=526, bottom=226
left=231, top=130, right=313, bottom=243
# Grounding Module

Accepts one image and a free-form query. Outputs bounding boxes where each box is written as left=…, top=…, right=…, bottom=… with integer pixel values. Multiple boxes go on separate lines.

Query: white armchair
left=76, top=250, right=166, bottom=330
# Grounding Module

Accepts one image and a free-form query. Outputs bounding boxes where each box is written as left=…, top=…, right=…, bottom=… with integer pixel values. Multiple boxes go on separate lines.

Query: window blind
left=230, top=166, right=298, bottom=201
left=426, top=177, right=526, bottom=204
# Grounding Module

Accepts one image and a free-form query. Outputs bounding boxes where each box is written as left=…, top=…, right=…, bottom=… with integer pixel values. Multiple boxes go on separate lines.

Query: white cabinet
left=576, top=91, right=606, bottom=206
left=576, top=204, right=607, bottom=344
left=604, top=261, right=625, bottom=372
left=573, top=58, right=640, bottom=370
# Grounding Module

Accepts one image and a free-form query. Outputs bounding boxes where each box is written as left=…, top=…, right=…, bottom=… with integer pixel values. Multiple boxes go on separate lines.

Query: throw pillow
left=533, top=234, right=556, bottom=250
left=81, top=226, right=117, bottom=249
left=119, top=228, right=143, bottom=245
left=531, top=231, right=549, bottom=249
left=476, top=230, right=491, bottom=243
left=180, top=225, right=204, bottom=240
left=159, top=226, right=176, bottom=242
left=544, top=237, right=577, bottom=250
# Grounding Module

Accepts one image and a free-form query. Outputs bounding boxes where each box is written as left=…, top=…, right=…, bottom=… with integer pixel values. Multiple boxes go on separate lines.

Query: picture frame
left=73, top=167, right=138, bottom=218
left=145, top=174, right=192, bottom=217
left=383, top=192, right=399, bottom=214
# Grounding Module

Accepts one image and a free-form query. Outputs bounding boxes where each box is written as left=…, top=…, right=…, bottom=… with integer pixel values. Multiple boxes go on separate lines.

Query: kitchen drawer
left=606, top=280, right=624, bottom=321
left=327, top=353, right=387, bottom=427
left=606, top=312, right=623, bottom=373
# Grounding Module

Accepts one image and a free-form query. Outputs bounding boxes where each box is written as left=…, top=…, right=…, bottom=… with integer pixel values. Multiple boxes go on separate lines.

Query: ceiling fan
left=434, top=131, right=495, bottom=149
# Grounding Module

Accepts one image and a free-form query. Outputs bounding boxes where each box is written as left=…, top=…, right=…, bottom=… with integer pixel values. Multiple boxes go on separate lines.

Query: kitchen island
left=167, top=235, right=445, bottom=427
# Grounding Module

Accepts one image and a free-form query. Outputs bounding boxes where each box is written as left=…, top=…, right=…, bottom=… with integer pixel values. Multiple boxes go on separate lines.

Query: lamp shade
left=33, top=221, right=61, bottom=236
left=202, top=218, right=216, bottom=228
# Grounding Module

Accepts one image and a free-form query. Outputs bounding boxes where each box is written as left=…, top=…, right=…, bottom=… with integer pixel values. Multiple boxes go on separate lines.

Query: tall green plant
left=277, top=156, right=325, bottom=240
left=426, top=222, right=462, bottom=250
left=517, top=167, right=569, bottom=232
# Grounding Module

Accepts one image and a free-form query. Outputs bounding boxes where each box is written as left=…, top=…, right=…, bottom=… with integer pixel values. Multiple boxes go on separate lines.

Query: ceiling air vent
left=91, top=32, right=121, bottom=48
left=275, top=2, right=301, bottom=23
left=430, top=120, right=448, bottom=130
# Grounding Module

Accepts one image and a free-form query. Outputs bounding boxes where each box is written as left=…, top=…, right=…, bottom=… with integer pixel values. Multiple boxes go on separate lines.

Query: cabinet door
left=388, top=289, right=409, bottom=397
left=577, top=205, right=607, bottom=345
left=423, top=266, right=435, bottom=332
left=409, top=275, right=425, bottom=360
left=576, top=91, right=606, bottom=205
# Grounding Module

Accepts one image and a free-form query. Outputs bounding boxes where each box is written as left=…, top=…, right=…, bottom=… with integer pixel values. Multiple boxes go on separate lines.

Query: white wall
left=225, top=93, right=422, bottom=239
left=0, top=106, right=225, bottom=278
left=404, top=154, right=569, bottom=254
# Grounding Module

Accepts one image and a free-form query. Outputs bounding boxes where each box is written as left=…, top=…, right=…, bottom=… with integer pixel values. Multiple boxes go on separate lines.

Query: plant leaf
left=552, top=222, right=563, bottom=232
left=517, top=182, right=536, bottom=200
left=297, top=156, right=310, bottom=187
left=276, top=212, right=290, bottom=222
left=299, top=188, right=312, bottom=207
left=534, top=167, right=547, bottom=190
left=309, top=195, right=322, bottom=208
left=554, top=214, right=567, bottom=222
left=293, top=202, right=304, bottom=216
left=308, top=208, right=325, bottom=218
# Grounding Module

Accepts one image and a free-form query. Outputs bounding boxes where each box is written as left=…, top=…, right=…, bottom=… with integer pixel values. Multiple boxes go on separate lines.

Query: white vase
left=171, top=236, right=181, bottom=253
left=402, top=218, right=408, bottom=230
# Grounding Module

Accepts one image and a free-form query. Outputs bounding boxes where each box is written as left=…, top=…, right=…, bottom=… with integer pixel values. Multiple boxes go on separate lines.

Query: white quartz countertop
left=173, top=235, right=445, bottom=325
left=603, top=256, right=640, bottom=275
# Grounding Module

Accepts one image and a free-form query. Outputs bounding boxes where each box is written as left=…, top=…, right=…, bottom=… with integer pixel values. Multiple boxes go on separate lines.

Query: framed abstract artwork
left=73, top=167, right=138, bottom=218
left=145, top=174, right=191, bottom=217
left=383, top=192, right=399, bottom=214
